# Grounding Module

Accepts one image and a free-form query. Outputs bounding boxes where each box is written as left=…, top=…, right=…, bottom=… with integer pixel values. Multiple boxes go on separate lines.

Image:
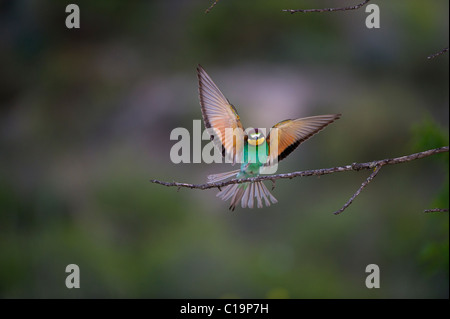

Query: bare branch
left=283, top=0, right=370, bottom=14
left=150, top=146, right=448, bottom=190
left=333, top=166, right=381, bottom=215
left=427, top=47, right=449, bottom=60
left=424, top=208, right=449, bottom=213
left=150, top=146, right=448, bottom=214
left=205, top=0, right=220, bottom=14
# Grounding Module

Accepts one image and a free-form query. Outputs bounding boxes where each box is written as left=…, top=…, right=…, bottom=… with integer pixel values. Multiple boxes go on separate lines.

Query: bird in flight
left=197, top=65, right=340, bottom=210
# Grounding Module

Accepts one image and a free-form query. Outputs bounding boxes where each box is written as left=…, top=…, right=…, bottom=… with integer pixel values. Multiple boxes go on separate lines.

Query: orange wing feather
left=266, top=114, right=341, bottom=164
left=197, top=65, right=245, bottom=163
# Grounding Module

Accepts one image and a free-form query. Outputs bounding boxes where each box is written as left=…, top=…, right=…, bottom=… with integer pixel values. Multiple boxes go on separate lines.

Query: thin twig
left=333, top=166, right=381, bottom=215
left=205, top=0, right=220, bottom=13
left=283, top=0, right=370, bottom=14
left=427, top=47, right=449, bottom=60
left=150, top=146, right=448, bottom=190
left=424, top=208, right=449, bottom=213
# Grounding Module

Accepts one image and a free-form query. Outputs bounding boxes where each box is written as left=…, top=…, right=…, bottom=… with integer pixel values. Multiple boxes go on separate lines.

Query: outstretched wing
left=266, top=114, right=341, bottom=164
left=197, top=65, right=245, bottom=163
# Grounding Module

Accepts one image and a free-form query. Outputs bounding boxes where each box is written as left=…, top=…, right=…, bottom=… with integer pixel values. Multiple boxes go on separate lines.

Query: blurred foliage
left=0, top=0, right=448, bottom=298
left=411, top=117, right=449, bottom=278
left=411, top=117, right=450, bottom=154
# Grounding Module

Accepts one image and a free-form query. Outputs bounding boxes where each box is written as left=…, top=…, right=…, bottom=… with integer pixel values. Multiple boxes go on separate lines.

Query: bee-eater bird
left=197, top=65, right=341, bottom=210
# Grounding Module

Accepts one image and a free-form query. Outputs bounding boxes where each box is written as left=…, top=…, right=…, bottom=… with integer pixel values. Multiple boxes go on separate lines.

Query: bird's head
left=247, top=128, right=266, bottom=146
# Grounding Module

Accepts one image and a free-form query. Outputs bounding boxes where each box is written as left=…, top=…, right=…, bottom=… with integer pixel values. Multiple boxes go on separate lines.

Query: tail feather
left=216, top=181, right=277, bottom=210
left=208, top=169, right=240, bottom=183
left=248, top=183, right=255, bottom=209
left=229, top=186, right=245, bottom=211
left=217, top=184, right=236, bottom=201
left=241, top=184, right=250, bottom=208
left=257, top=182, right=270, bottom=206
left=254, top=182, right=263, bottom=208
left=260, top=182, right=278, bottom=204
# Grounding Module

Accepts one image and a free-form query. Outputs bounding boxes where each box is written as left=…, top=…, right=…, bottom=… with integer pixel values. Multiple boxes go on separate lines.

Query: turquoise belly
left=239, top=143, right=268, bottom=177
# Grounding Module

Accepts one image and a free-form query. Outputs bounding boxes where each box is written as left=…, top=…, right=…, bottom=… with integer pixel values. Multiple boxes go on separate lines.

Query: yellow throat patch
left=248, top=136, right=265, bottom=146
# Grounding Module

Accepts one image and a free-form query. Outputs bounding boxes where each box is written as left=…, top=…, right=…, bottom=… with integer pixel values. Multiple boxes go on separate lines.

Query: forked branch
left=333, top=165, right=382, bottom=215
left=150, top=146, right=449, bottom=214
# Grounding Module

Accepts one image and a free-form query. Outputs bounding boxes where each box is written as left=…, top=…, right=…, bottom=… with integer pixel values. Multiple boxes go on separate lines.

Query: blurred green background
left=0, top=0, right=448, bottom=298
